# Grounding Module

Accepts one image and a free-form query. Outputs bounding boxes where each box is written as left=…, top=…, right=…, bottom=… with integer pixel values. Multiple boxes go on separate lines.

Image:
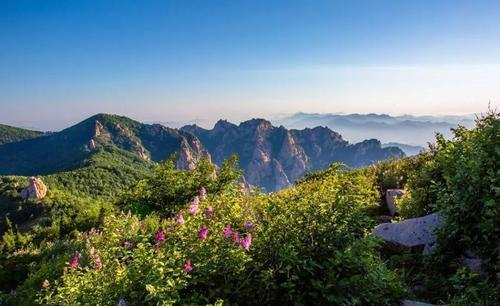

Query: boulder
left=386, top=189, right=404, bottom=216
left=88, top=139, right=96, bottom=150
left=20, top=177, right=47, bottom=200
left=461, top=255, right=483, bottom=273
left=372, top=212, right=443, bottom=254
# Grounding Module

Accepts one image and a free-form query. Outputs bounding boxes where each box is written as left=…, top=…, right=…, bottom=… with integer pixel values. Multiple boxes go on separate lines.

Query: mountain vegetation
left=0, top=111, right=497, bottom=305
left=0, top=114, right=208, bottom=176
left=0, top=124, right=44, bottom=145
left=0, top=114, right=404, bottom=192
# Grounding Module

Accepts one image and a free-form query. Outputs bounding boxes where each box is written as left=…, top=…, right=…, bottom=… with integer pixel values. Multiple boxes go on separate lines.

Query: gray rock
left=461, top=255, right=483, bottom=273
left=386, top=189, right=404, bottom=216
left=372, top=212, right=443, bottom=253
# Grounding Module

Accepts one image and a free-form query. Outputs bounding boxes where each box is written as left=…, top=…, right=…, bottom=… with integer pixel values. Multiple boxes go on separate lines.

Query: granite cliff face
left=182, top=119, right=405, bottom=192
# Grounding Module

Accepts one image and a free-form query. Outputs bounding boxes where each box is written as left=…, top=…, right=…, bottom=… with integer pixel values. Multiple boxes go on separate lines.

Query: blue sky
left=1, top=0, right=499, bottom=130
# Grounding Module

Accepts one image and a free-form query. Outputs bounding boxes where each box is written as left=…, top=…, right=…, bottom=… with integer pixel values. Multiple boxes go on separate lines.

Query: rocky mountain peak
left=213, top=119, right=236, bottom=132
left=183, top=118, right=404, bottom=192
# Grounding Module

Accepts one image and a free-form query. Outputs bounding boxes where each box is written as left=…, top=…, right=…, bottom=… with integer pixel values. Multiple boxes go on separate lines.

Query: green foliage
left=123, top=155, right=242, bottom=216
left=0, top=124, right=44, bottom=145
left=433, top=111, right=499, bottom=260
left=0, top=111, right=498, bottom=305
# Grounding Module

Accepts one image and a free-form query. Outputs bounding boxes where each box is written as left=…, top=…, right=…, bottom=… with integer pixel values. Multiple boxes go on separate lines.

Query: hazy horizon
left=1, top=1, right=499, bottom=130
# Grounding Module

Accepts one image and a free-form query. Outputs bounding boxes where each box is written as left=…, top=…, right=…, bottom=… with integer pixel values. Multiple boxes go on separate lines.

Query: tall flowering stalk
left=69, top=251, right=80, bottom=269
left=204, top=206, right=213, bottom=217
left=189, top=197, right=200, bottom=215
left=245, top=221, right=254, bottom=231
left=232, top=232, right=240, bottom=243
left=176, top=214, right=185, bottom=225
left=223, top=224, right=232, bottom=238
left=199, top=186, right=207, bottom=200
left=155, top=230, right=165, bottom=242
left=198, top=225, right=208, bottom=240
left=93, top=254, right=103, bottom=270
left=184, top=260, right=192, bottom=273
left=123, top=241, right=134, bottom=249
left=240, top=234, right=252, bottom=250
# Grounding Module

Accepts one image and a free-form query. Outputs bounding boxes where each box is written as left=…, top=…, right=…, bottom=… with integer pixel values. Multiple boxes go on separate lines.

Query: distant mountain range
left=0, top=114, right=405, bottom=192
left=273, top=113, right=475, bottom=146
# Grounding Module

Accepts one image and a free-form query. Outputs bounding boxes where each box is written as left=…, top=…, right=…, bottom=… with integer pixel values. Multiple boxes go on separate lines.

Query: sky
left=0, top=0, right=499, bottom=131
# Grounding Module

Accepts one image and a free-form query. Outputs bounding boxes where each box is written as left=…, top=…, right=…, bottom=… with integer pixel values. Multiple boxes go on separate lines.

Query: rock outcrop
left=20, top=177, right=47, bottom=200
left=386, top=189, right=405, bottom=216
left=181, top=119, right=405, bottom=192
left=372, top=212, right=443, bottom=254
left=88, top=139, right=96, bottom=150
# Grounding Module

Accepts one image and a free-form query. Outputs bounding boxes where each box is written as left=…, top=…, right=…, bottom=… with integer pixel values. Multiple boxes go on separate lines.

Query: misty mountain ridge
left=273, top=112, right=475, bottom=146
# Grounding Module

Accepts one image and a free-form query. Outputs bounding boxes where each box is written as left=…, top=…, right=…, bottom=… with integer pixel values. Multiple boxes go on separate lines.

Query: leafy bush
left=122, top=155, right=242, bottom=216
left=0, top=164, right=405, bottom=305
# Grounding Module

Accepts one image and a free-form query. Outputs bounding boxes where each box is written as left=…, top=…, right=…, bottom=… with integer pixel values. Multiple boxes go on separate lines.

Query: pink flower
left=198, top=225, right=208, bottom=240
left=223, top=224, right=232, bottom=238
left=245, top=221, right=254, bottom=231
left=199, top=186, right=207, bottom=200
left=123, top=241, right=134, bottom=249
left=240, top=234, right=252, bottom=250
left=232, top=232, right=240, bottom=243
left=204, top=206, right=213, bottom=217
left=93, top=255, right=103, bottom=270
left=184, top=260, right=192, bottom=273
left=166, top=226, right=174, bottom=232
left=69, top=251, right=80, bottom=269
left=189, top=197, right=200, bottom=215
left=155, top=230, right=165, bottom=242
left=176, top=214, right=185, bottom=225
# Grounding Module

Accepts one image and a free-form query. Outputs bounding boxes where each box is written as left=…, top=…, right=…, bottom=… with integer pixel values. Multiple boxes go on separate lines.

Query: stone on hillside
left=401, top=300, right=438, bottom=306
left=20, top=177, right=47, bottom=200
left=88, top=139, right=96, bottom=150
left=372, top=212, right=443, bottom=254
left=386, top=189, right=404, bottom=216
left=461, top=255, right=483, bottom=273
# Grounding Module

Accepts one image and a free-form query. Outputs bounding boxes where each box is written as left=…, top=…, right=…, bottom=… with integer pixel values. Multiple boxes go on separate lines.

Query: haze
left=1, top=0, right=499, bottom=131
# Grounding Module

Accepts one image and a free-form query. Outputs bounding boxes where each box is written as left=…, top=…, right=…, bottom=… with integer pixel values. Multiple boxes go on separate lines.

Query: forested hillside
left=0, top=124, right=44, bottom=145
left=0, top=111, right=498, bottom=305
left=0, top=114, right=208, bottom=176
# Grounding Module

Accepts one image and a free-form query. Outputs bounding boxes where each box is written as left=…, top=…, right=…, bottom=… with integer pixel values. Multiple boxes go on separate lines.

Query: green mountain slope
left=0, top=124, right=44, bottom=145
left=0, top=114, right=209, bottom=176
